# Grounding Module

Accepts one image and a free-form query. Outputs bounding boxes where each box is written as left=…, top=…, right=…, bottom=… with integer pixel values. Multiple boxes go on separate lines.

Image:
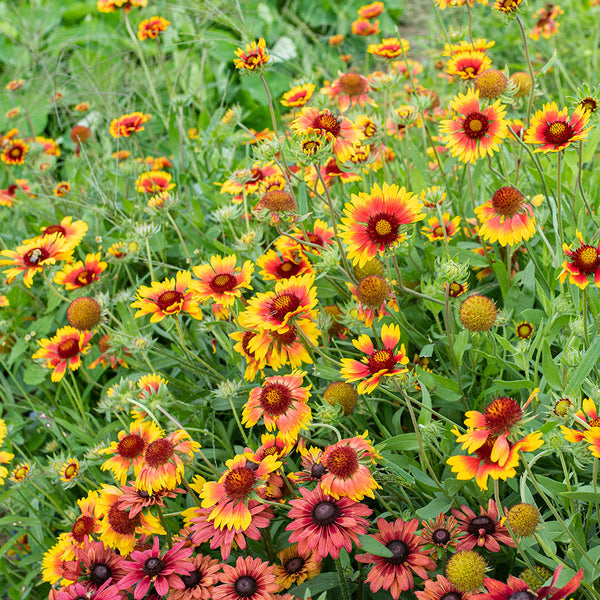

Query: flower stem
left=335, top=558, right=351, bottom=600
left=515, top=15, right=536, bottom=127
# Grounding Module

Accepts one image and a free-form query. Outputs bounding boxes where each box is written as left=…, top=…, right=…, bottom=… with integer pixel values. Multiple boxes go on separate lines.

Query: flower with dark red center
left=368, top=37, right=409, bottom=59
left=55, top=580, right=121, bottom=600
left=415, top=575, right=469, bottom=600
left=340, top=322, right=409, bottom=394
left=525, top=102, right=590, bottom=153
left=214, top=556, right=278, bottom=600
left=32, top=326, right=93, bottom=383
left=168, top=553, right=221, bottom=600
left=339, top=182, right=424, bottom=268
left=109, top=112, right=151, bottom=138
left=273, top=543, right=321, bottom=591
left=559, top=231, right=600, bottom=289
left=357, top=517, right=436, bottom=599
left=446, top=50, right=492, bottom=80
left=55, top=253, right=107, bottom=291
left=420, top=513, right=460, bottom=557
left=120, top=536, right=193, bottom=600
left=321, top=72, right=375, bottom=113
left=70, top=539, right=127, bottom=592
left=1, top=138, right=29, bottom=165
left=256, top=245, right=313, bottom=282
left=137, top=16, right=170, bottom=40
left=286, top=485, right=371, bottom=561
left=320, top=432, right=380, bottom=501
left=452, top=499, right=515, bottom=552
left=99, top=419, right=163, bottom=485
left=243, top=371, right=312, bottom=444
left=233, top=38, right=270, bottom=72
left=281, top=83, right=315, bottom=108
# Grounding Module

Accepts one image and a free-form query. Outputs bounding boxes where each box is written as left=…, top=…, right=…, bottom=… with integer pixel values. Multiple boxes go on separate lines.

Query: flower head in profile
left=352, top=17, right=380, bottom=36
left=339, top=182, right=424, bottom=267
left=286, top=485, right=372, bottom=561
left=214, top=556, right=279, bottom=600
left=135, top=170, right=175, bottom=193
left=356, top=517, right=436, bottom=599
left=440, top=89, right=508, bottom=164
left=524, top=103, right=590, bottom=152
left=340, top=322, right=409, bottom=394
left=368, top=37, right=409, bottom=59
left=131, top=271, right=203, bottom=322
left=137, top=16, right=170, bottom=40
left=281, top=84, right=315, bottom=108
left=234, top=38, right=270, bottom=72
left=109, top=112, right=151, bottom=138
left=54, top=253, right=107, bottom=290
left=559, top=231, right=600, bottom=289
left=32, top=326, right=93, bottom=382
left=561, top=398, right=600, bottom=443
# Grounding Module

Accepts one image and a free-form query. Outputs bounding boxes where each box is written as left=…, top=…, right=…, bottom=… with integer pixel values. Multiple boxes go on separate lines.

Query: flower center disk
left=156, top=290, right=184, bottom=312
left=325, top=446, right=359, bottom=478
left=259, top=383, right=293, bottom=416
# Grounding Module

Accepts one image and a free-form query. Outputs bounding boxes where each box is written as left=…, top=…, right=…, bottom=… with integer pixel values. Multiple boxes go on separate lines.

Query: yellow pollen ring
left=548, top=122, right=567, bottom=136
left=375, top=219, right=392, bottom=236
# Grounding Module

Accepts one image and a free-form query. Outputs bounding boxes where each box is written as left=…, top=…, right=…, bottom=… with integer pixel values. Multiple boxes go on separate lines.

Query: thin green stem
left=173, top=317, right=225, bottom=380
left=335, top=558, right=351, bottom=600
left=515, top=15, right=536, bottom=126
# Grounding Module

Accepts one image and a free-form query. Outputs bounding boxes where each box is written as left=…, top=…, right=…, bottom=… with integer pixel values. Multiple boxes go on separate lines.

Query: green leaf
left=559, top=485, right=600, bottom=503
left=357, top=534, right=394, bottom=557
left=22, top=363, right=47, bottom=386
left=537, top=49, right=557, bottom=77
left=542, top=343, right=562, bottom=391
left=377, top=433, right=418, bottom=451
left=568, top=335, right=600, bottom=394
left=289, top=572, right=340, bottom=598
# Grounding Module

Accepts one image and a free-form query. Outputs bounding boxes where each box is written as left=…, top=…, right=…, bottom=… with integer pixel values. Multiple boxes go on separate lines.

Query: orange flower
left=358, top=1, right=384, bottom=17
left=97, top=0, right=147, bottom=12
left=74, top=102, right=90, bottom=112
left=446, top=50, right=492, bottom=80
left=135, top=170, right=176, bottom=193
left=256, top=244, right=313, bottom=281
left=53, top=181, right=71, bottom=197
left=421, top=213, right=461, bottom=242
left=6, top=79, right=23, bottom=91
left=352, top=17, right=380, bottom=35
left=561, top=398, right=600, bottom=443
left=281, top=83, right=315, bottom=107
left=32, top=326, right=93, bottom=382
left=321, top=72, right=376, bottom=113
left=137, top=16, right=170, bottom=40
left=367, top=37, right=409, bottom=59
left=110, top=112, right=151, bottom=138
left=1, top=138, right=28, bottom=165
left=233, top=38, right=270, bottom=72
left=54, top=252, right=107, bottom=290
left=131, top=270, right=203, bottom=322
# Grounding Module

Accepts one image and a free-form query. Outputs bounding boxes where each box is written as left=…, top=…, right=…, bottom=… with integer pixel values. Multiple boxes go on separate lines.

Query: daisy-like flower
left=109, top=112, right=151, bottom=138
left=120, top=536, right=194, bottom=600
left=185, top=499, right=274, bottom=560
left=70, top=538, right=127, bottom=592
left=96, top=484, right=165, bottom=556
left=36, top=216, right=88, bottom=247
left=420, top=514, right=460, bottom=555
left=230, top=329, right=269, bottom=381
left=273, top=544, right=321, bottom=591
left=286, top=486, right=372, bottom=561
left=348, top=274, right=397, bottom=328
left=168, top=553, right=222, bottom=600
left=58, top=457, right=80, bottom=484
left=524, top=103, right=590, bottom=152
left=55, top=581, right=121, bottom=600
left=233, top=38, right=270, bottom=72
left=118, top=482, right=182, bottom=519
left=493, top=0, right=524, bottom=13
left=475, top=186, right=535, bottom=247
left=352, top=17, right=380, bottom=35
left=10, top=462, right=30, bottom=483
left=135, top=170, right=175, bottom=193
left=291, top=107, right=362, bottom=163
left=558, top=231, right=600, bottom=289
left=0, top=232, right=74, bottom=287
left=242, top=371, right=312, bottom=444
left=358, top=1, right=384, bottom=17
left=67, top=490, right=102, bottom=545
left=446, top=50, right=492, bottom=80
left=281, top=83, right=315, bottom=107
left=137, top=16, right=170, bottom=40
left=214, top=556, right=278, bottom=600
left=136, top=429, right=200, bottom=494
left=340, top=322, right=410, bottom=394
left=243, top=273, right=318, bottom=335
left=89, top=334, right=129, bottom=370
left=99, top=419, right=163, bottom=485
left=530, top=4, right=563, bottom=40
left=320, top=432, right=381, bottom=501
left=339, top=182, right=424, bottom=268
left=42, top=533, right=77, bottom=585
left=97, top=0, right=147, bottom=12
left=200, top=453, right=281, bottom=530
left=304, top=157, right=362, bottom=193
left=191, top=254, right=253, bottom=308
left=321, top=72, right=376, bottom=113
left=256, top=246, right=313, bottom=281
left=53, top=181, right=71, bottom=197
left=219, top=162, right=283, bottom=199
left=447, top=431, right=544, bottom=490
left=561, top=397, right=600, bottom=443
left=367, top=37, right=409, bottom=59
left=357, top=518, right=436, bottom=599
left=1, top=138, right=28, bottom=165
left=452, top=499, right=515, bottom=552
left=6, top=79, right=23, bottom=91
left=416, top=575, right=469, bottom=600
left=32, top=326, right=92, bottom=382
left=74, top=102, right=90, bottom=112
left=440, top=89, right=508, bottom=164
left=422, top=213, right=461, bottom=242
left=131, top=270, right=203, bottom=322
left=54, top=253, right=107, bottom=290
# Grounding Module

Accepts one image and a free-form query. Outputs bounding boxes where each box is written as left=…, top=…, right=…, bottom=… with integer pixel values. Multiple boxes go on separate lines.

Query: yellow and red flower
left=214, top=556, right=278, bottom=600
left=559, top=232, right=600, bottom=289
left=131, top=270, right=203, bottom=322
left=137, top=16, right=170, bottom=40
left=367, top=37, right=409, bottom=59
left=452, top=499, right=514, bottom=552
left=109, top=112, right=151, bottom=138
left=32, top=326, right=93, bottom=382
left=281, top=83, right=315, bottom=108
left=416, top=576, right=468, bottom=600
left=1, top=138, right=28, bottom=165
left=358, top=1, right=384, bottom=17
left=135, top=170, right=175, bottom=193
left=42, top=533, right=78, bottom=585
left=256, top=245, right=313, bottom=281
left=320, top=433, right=381, bottom=501
left=524, top=103, right=591, bottom=152
left=340, top=322, right=410, bottom=394
left=54, top=253, right=107, bottom=290
left=233, top=38, right=270, bottom=72
left=446, top=50, right=492, bottom=80
left=35, top=216, right=88, bottom=248
left=53, top=181, right=71, bottom=197
left=493, top=0, right=524, bottom=13
left=219, top=162, right=283, bottom=199
left=69, top=490, right=103, bottom=545
left=58, top=457, right=80, bottom=483
left=273, top=544, right=322, bottom=591
left=440, top=89, right=508, bottom=164
left=291, top=107, right=362, bottom=163
left=97, top=0, right=147, bottom=11
left=304, top=157, right=362, bottom=194
left=339, top=182, right=424, bottom=267
left=242, top=371, right=312, bottom=443
left=352, top=17, right=380, bottom=35
left=321, top=72, right=376, bottom=113
left=530, top=4, right=563, bottom=40
left=561, top=398, right=600, bottom=443
left=6, top=79, right=23, bottom=91
left=191, top=254, right=254, bottom=308
left=136, top=429, right=200, bottom=494
left=0, top=233, right=73, bottom=287
left=475, top=186, right=535, bottom=246
left=421, top=213, right=461, bottom=242
left=99, top=419, right=163, bottom=485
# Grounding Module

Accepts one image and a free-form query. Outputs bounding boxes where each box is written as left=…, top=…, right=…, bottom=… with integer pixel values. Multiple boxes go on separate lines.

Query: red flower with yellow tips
left=242, top=371, right=312, bottom=444
left=35, top=216, right=88, bottom=248
left=97, top=0, right=147, bottom=12
left=281, top=83, right=315, bottom=107
left=440, top=89, right=508, bottom=164
left=339, top=182, right=424, bottom=268
left=1, top=138, right=28, bottom=165
left=135, top=170, right=175, bottom=193
left=446, top=50, right=492, bottom=80
left=421, top=212, right=461, bottom=242
left=131, top=270, right=203, bottom=322
left=256, top=246, right=313, bottom=281
left=367, top=37, right=409, bottom=59
left=109, top=112, right=151, bottom=138
left=340, top=322, right=409, bottom=394
left=0, top=232, right=74, bottom=287
left=304, top=157, right=362, bottom=194
left=200, top=453, right=281, bottom=530
left=233, top=38, right=270, bottom=72
left=561, top=398, right=600, bottom=443
left=559, top=232, right=600, bottom=289
left=358, top=1, right=384, bottom=17
left=352, top=17, right=380, bottom=36
left=137, top=16, right=170, bottom=41
left=54, top=253, right=107, bottom=290
left=321, top=72, right=376, bottom=113
left=291, top=107, right=362, bottom=163
left=32, top=326, right=93, bottom=382
left=524, top=103, right=590, bottom=152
